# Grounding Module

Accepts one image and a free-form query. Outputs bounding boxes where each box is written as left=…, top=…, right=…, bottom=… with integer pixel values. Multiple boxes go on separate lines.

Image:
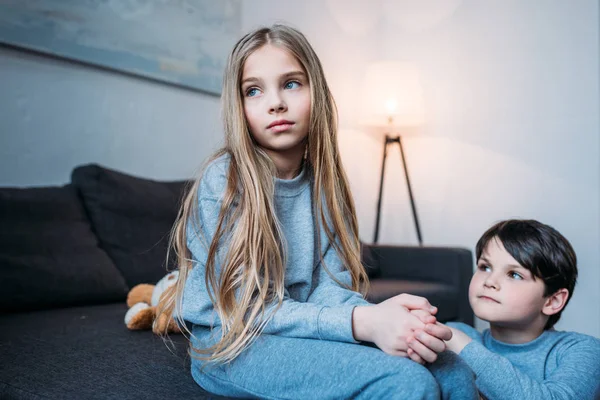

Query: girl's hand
left=406, top=347, right=425, bottom=364
left=406, top=323, right=452, bottom=363
left=406, top=309, right=437, bottom=365
left=401, top=294, right=453, bottom=341
left=395, top=294, right=438, bottom=317
left=404, top=302, right=453, bottom=364
left=405, top=299, right=453, bottom=364
left=352, top=294, right=438, bottom=357
left=408, top=313, right=453, bottom=343
left=409, top=309, right=436, bottom=325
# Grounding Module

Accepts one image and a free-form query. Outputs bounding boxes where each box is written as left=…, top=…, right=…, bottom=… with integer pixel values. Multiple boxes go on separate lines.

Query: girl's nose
left=269, top=94, right=287, bottom=113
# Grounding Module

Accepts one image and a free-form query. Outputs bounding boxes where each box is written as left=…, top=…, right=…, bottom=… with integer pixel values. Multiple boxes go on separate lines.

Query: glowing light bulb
left=385, top=99, right=398, bottom=115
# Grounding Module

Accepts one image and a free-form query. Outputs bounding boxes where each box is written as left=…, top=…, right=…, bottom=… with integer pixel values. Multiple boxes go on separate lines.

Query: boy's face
left=469, top=238, right=549, bottom=328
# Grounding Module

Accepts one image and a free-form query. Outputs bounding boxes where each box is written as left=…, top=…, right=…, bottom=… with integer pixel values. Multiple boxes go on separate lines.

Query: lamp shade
left=360, top=61, right=425, bottom=128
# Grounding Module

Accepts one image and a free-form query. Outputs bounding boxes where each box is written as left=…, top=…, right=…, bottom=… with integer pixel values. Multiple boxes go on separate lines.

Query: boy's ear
left=542, top=288, right=569, bottom=317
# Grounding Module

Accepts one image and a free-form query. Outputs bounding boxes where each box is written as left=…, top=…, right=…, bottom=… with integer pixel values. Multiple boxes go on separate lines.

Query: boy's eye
left=284, top=80, right=301, bottom=90
left=246, top=87, right=261, bottom=97
left=508, top=271, right=523, bottom=280
left=478, top=264, right=491, bottom=272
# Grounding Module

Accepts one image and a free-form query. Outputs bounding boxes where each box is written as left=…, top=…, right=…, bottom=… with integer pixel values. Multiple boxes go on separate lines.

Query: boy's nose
left=483, top=276, right=499, bottom=290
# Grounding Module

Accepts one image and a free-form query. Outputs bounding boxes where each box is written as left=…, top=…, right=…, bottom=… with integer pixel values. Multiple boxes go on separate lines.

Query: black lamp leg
left=373, top=135, right=389, bottom=243
left=397, top=136, right=423, bottom=246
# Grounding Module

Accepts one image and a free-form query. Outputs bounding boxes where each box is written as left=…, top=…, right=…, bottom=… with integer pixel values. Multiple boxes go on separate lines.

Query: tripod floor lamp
left=374, top=134, right=422, bottom=245
left=362, top=61, right=425, bottom=245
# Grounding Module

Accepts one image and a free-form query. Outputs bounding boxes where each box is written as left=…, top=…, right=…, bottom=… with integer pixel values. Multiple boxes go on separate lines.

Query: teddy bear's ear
left=126, top=284, right=155, bottom=308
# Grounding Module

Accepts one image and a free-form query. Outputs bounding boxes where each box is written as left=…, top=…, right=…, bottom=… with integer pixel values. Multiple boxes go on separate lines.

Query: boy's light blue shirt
left=449, top=322, right=600, bottom=399
left=180, top=155, right=369, bottom=345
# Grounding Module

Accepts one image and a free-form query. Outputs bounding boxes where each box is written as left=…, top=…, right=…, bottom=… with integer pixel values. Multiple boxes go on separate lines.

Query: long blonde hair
left=158, top=24, right=368, bottom=364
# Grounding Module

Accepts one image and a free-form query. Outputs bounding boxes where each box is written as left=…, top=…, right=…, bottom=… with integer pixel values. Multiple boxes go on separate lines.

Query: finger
left=396, top=294, right=436, bottom=314
left=407, top=348, right=425, bottom=365
left=413, top=329, right=446, bottom=354
left=410, top=309, right=437, bottom=325
left=406, top=315, right=427, bottom=333
left=401, top=310, right=428, bottom=333
left=387, top=349, right=408, bottom=358
left=407, top=334, right=438, bottom=363
left=425, top=322, right=452, bottom=341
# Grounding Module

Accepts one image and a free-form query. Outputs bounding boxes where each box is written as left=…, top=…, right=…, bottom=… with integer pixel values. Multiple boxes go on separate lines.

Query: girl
left=159, top=24, right=477, bottom=399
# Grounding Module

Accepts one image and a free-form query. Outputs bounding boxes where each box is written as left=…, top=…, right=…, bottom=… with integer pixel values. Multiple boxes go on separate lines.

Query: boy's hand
left=398, top=296, right=452, bottom=364
left=445, top=326, right=472, bottom=354
left=405, top=321, right=453, bottom=364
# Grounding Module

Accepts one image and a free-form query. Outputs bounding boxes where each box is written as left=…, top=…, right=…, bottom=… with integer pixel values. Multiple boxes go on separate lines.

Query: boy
left=442, top=219, right=600, bottom=399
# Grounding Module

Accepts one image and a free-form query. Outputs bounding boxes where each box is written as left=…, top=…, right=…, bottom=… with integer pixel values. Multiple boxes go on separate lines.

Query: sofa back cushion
left=71, top=164, right=189, bottom=287
left=0, top=184, right=129, bottom=312
left=360, top=242, right=379, bottom=278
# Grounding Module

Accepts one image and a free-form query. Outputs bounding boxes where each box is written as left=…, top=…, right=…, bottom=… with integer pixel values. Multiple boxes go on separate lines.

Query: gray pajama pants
left=190, top=329, right=479, bottom=400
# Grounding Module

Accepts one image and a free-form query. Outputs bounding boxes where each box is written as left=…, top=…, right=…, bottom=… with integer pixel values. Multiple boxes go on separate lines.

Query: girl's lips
left=267, top=119, right=294, bottom=128
left=269, top=123, right=294, bottom=133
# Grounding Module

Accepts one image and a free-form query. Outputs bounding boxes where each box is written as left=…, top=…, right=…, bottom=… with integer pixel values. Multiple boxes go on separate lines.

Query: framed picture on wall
left=0, top=0, right=242, bottom=96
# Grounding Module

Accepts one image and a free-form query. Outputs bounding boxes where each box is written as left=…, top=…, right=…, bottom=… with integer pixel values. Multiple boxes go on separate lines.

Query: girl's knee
left=363, top=359, right=439, bottom=400
left=401, top=363, right=439, bottom=398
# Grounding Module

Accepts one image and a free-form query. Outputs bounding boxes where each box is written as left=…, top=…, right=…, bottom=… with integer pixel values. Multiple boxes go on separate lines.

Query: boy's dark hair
left=475, top=219, right=577, bottom=330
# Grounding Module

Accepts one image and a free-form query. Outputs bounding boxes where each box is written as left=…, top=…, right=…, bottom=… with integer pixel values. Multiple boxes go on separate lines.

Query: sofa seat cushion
left=0, top=303, right=227, bottom=399
left=366, top=280, right=459, bottom=322
left=71, top=164, right=190, bottom=287
left=0, top=185, right=128, bottom=313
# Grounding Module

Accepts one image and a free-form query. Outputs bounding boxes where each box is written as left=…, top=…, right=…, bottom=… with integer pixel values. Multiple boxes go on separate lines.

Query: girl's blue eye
left=246, top=87, right=260, bottom=97
left=509, top=272, right=523, bottom=280
left=285, top=81, right=300, bottom=90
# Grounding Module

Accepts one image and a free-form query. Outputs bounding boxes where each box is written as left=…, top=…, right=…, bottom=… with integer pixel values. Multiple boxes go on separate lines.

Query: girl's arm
left=182, top=218, right=359, bottom=343
left=306, top=238, right=453, bottom=361
left=183, top=222, right=446, bottom=352
left=306, top=240, right=370, bottom=307
left=179, top=161, right=446, bottom=349
left=181, top=196, right=441, bottom=346
left=180, top=163, right=361, bottom=343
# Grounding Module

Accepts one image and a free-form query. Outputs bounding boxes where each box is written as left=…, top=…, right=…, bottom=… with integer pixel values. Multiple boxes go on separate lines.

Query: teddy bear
left=124, top=270, right=181, bottom=334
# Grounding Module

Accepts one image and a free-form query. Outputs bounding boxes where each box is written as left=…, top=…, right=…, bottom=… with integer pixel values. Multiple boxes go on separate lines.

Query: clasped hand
left=353, top=294, right=452, bottom=365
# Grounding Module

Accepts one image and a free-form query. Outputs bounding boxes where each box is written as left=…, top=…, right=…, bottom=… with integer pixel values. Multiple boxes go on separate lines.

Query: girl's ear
left=542, top=288, right=569, bottom=317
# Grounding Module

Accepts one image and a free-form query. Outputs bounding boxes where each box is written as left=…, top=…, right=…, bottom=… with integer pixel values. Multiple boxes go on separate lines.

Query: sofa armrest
left=365, top=244, right=474, bottom=326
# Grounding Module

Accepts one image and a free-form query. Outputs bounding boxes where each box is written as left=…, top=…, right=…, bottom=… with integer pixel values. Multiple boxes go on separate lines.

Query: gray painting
left=0, top=0, right=242, bottom=95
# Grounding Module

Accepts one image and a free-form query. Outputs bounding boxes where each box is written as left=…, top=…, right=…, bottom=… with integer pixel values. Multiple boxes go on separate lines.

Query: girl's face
left=241, top=44, right=311, bottom=161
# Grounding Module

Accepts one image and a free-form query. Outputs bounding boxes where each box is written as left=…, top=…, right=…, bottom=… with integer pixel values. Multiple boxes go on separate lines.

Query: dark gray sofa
left=0, top=163, right=473, bottom=399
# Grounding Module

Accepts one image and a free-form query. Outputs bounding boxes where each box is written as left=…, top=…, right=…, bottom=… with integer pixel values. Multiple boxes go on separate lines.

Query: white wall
left=377, top=0, right=600, bottom=338
left=0, top=46, right=223, bottom=186
left=1, top=1, right=597, bottom=337
left=242, top=0, right=600, bottom=337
